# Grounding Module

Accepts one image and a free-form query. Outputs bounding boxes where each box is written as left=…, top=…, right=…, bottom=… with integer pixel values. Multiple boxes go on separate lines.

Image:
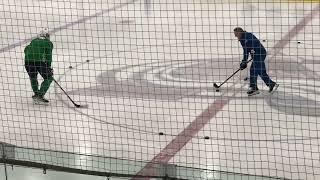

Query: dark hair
left=233, top=27, right=245, bottom=32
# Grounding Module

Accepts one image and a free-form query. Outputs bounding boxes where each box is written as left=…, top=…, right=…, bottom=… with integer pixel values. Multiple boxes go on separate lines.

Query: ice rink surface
left=0, top=0, right=320, bottom=179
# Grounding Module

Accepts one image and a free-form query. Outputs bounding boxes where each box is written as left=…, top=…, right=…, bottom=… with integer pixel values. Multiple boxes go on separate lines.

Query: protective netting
left=0, top=0, right=320, bottom=179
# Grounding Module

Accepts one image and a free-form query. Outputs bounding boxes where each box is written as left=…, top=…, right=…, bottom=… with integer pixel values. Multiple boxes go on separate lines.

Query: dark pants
left=249, top=55, right=274, bottom=89
left=25, top=62, right=53, bottom=96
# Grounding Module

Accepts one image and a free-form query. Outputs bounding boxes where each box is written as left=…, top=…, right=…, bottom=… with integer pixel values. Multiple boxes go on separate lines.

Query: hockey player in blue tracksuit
left=234, top=27, right=278, bottom=96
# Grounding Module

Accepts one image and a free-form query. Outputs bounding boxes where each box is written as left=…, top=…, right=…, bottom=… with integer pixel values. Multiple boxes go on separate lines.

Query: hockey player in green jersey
left=24, top=28, right=54, bottom=104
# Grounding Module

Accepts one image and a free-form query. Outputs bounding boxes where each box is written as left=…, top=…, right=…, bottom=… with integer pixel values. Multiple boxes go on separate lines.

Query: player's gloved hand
left=49, top=68, right=54, bottom=74
left=47, top=66, right=54, bottom=76
left=240, top=61, right=247, bottom=70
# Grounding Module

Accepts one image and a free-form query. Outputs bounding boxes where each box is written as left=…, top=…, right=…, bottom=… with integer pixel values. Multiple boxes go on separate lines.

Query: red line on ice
left=131, top=99, right=228, bottom=179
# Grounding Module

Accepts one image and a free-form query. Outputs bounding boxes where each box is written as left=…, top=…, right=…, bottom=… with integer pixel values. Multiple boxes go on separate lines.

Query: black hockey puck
left=262, top=39, right=266, bottom=42
left=297, top=41, right=301, bottom=44
left=204, top=136, right=210, bottom=139
left=86, top=60, right=90, bottom=62
left=69, top=66, right=73, bottom=69
left=159, top=132, right=164, bottom=135
left=216, top=89, right=220, bottom=92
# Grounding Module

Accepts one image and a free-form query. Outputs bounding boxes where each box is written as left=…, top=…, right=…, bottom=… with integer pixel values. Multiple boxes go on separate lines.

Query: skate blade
left=270, top=84, right=279, bottom=94
left=247, top=91, right=260, bottom=96
left=33, top=100, right=49, bottom=106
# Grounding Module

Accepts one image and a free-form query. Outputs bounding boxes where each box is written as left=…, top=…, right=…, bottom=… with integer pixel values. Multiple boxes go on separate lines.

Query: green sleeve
left=24, top=45, right=31, bottom=62
left=45, top=41, right=53, bottom=67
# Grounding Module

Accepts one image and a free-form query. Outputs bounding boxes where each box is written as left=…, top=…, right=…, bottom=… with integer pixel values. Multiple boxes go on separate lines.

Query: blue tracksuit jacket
left=239, top=32, right=267, bottom=62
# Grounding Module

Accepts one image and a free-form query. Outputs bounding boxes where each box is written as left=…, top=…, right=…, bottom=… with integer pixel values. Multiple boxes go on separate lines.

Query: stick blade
left=75, top=104, right=89, bottom=108
left=213, top=83, right=219, bottom=89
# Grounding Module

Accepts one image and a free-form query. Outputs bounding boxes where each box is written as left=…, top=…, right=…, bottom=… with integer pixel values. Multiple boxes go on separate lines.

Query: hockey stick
left=214, top=58, right=253, bottom=89
left=53, top=78, right=88, bottom=108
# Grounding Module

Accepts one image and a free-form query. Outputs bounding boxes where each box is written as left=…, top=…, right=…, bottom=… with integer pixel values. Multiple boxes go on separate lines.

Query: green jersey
left=24, top=38, right=53, bottom=66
